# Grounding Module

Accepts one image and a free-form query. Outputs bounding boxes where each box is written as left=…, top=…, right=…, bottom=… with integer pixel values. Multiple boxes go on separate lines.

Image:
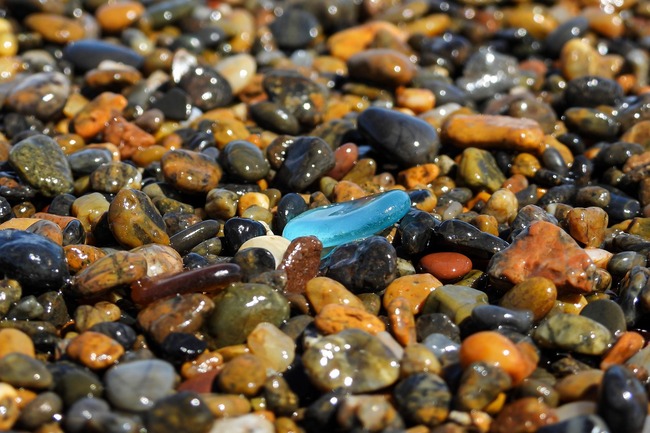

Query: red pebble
left=325, top=142, right=358, bottom=180
left=419, top=252, right=472, bottom=281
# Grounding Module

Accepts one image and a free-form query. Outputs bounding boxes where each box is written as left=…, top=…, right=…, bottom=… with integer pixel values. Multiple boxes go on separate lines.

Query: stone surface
left=534, top=313, right=612, bottom=356
left=105, top=359, right=176, bottom=412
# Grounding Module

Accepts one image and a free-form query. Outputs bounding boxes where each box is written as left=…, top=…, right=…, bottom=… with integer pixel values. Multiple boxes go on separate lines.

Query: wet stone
left=469, top=304, right=534, bottom=334
left=419, top=252, right=472, bottom=282
left=105, top=359, right=176, bottom=412
left=278, top=235, right=322, bottom=295
left=269, top=8, right=320, bottom=51
left=263, top=69, right=327, bottom=128
left=303, top=328, right=400, bottom=393
left=393, top=372, right=451, bottom=428
left=598, top=365, right=648, bottom=433
left=321, top=236, right=398, bottom=294
left=131, top=243, right=183, bottom=279
left=161, top=149, right=222, bottom=194
left=150, top=87, right=192, bottom=121
left=499, top=276, right=557, bottom=322
left=207, top=283, right=290, bottom=348
left=434, top=219, right=509, bottom=259
left=51, top=364, right=104, bottom=407
left=18, top=390, right=63, bottom=430
left=6, top=72, right=70, bottom=121
left=144, top=391, right=213, bottom=433
left=348, top=49, right=416, bottom=87
left=534, top=313, right=612, bottom=356
left=0, top=328, right=34, bottom=358
left=109, top=188, right=169, bottom=248
left=358, top=107, right=440, bottom=167
left=457, top=49, right=520, bottom=100
left=223, top=217, right=266, bottom=254
left=580, top=299, right=627, bottom=338
left=66, top=331, right=124, bottom=370
left=217, top=353, right=266, bottom=397
left=537, top=414, right=610, bottom=433
left=250, top=101, right=301, bottom=136
left=89, top=321, right=137, bottom=350
left=179, top=66, right=233, bottom=111
left=74, top=251, right=147, bottom=298
left=160, top=332, right=207, bottom=365
left=274, top=136, right=335, bottom=192
left=68, top=148, right=114, bottom=176
left=491, top=397, right=558, bottom=433
left=457, top=147, right=506, bottom=193
left=90, top=161, right=141, bottom=194
left=608, top=251, right=647, bottom=277
left=219, top=140, right=270, bottom=183
left=0, top=352, right=52, bottom=389
left=564, top=76, right=624, bottom=108
left=9, top=134, right=74, bottom=197
left=0, top=229, right=69, bottom=293
left=457, top=361, right=512, bottom=411
left=233, top=247, right=276, bottom=281
left=138, top=294, right=214, bottom=343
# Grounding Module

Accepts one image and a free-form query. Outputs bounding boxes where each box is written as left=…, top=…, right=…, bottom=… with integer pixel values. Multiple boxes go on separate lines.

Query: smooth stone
left=383, top=273, right=443, bottom=315
left=580, top=299, right=627, bottom=338
left=315, top=303, right=386, bottom=335
left=161, top=149, right=222, bottom=194
left=537, top=414, right=610, bottom=433
left=137, top=294, right=214, bottom=343
left=469, top=304, right=534, bottom=334
left=283, top=190, right=410, bottom=249
left=232, top=247, right=276, bottom=281
left=398, top=208, right=440, bottom=255
left=263, top=69, right=327, bottom=128
left=563, top=206, right=608, bottom=248
left=219, top=140, right=270, bottom=183
left=278, top=236, right=322, bottom=295
left=457, top=361, right=512, bottom=411
left=0, top=280, right=22, bottom=318
left=458, top=147, right=506, bottom=193
left=422, top=284, right=488, bottom=325
left=488, top=221, right=597, bottom=294
left=274, top=193, right=308, bottom=234
left=145, top=391, right=214, bottom=433
left=457, top=49, right=520, bottom=100
left=419, top=252, right=472, bottom=281
left=65, top=397, right=111, bottom=433
left=305, top=276, right=365, bottom=313
left=0, top=230, right=69, bottom=293
left=393, top=372, right=451, bottom=428
left=544, top=16, right=589, bottom=58
left=68, top=148, right=113, bottom=176
left=247, top=322, right=295, bottom=373
left=213, top=53, right=256, bottom=95
left=320, top=236, right=398, bottom=293
left=239, top=235, right=291, bottom=270
left=179, top=65, right=232, bottom=110
left=0, top=352, right=52, bottom=389
left=608, top=251, right=648, bottom=277
left=598, top=365, right=648, bottom=433
left=90, top=161, right=141, bottom=194
left=6, top=71, right=70, bottom=121
left=620, top=266, right=650, bottom=326
left=74, top=251, right=147, bottom=297
left=169, top=219, right=220, bottom=256
left=0, top=328, right=34, bottom=358
left=534, top=313, right=612, bottom=355
left=208, top=413, right=274, bottom=433
left=491, top=398, right=558, bottom=433
left=274, top=136, right=335, bottom=192
left=9, top=134, right=73, bottom=197
left=105, top=359, right=176, bottom=412
left=63, top=40, right=144, bottom=72
left=302, top=328, right=400, bottom=393
left=66, top=331, right=124, bottom=370
left=564, top=76, right=624, bottom=108
left=18, top=390, right=62, bottom=430
left=131, top=244, right=183, bottom=279
left=108, top=188, right=169, bottom=248
left=207, top=283, right=290, bottom=348
left=52, top=365, right=104, bottom=407
left=357, top=107, right=440, bottom=167
left=347, top=48, right=416, bottom=87
left=216, top=353, right=266, bottom=397
left=269, top=8, right=320, bottom=50
left=250, top=101, right=301, bottom=135
left=150, top=87, right=192, bottom=121
left=159, top=332, right=206, bottom=364
left=499, top=276, right=557, bottom=322
left=416, top=313, right=460, bottom=343
left=223, top=217, right=266, bottom=254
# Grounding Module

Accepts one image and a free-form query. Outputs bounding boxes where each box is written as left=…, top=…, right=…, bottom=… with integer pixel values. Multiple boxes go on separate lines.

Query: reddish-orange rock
left=459, top=331, right=536, bottom=386
left=72, top=92, right=128, bottom=139
left=314, top=303, right=385, bottom=335
left=419, top=252, right=472, bottom=282
left=398, top=164, right=440, bottom=189
left=487, top=221, right=597, bottom=294
left=103, top=115, right=156, bottom=159
left=326, top=143, right=358, bottom=180
left=601, top=331, right=645, bottom=370
left=387, top=297, right=417, bottom=346
left=66, top=331, right=124, bottom=369
left=278, top=236, right=322, bottom=295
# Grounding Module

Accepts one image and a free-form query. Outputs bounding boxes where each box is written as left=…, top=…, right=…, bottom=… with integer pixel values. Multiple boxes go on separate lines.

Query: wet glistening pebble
left=0, top=0, right=650, bottom=433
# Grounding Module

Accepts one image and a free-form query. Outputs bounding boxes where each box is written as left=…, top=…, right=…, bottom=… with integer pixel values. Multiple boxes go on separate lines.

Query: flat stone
left=105, top=359, right=176, bottom=412
left=534, top=313, right=612, bottom=356
left=488, top=221, right=597, bottom=294
left=315, top=303, right=386, bottom=335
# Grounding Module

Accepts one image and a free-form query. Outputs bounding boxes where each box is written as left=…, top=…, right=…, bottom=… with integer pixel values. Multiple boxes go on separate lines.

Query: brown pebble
left=161, top=149, right=223, bottom=194
left=0, top=328, right=35, bottom=359
left=103, top=115, right=156, bottom=159
left=326, top=143, right=358, bottom=180
left=500, top=277, right=557, bottom=322
left=217, top=354, right=267, bottom=397
left=278, top=236, right=322, bottom=295
left=64, top=245, right=107, bottom=274
left=601, top=331, right=645, bottom=370
left=74, top=251, right=148, bottom=298
left=24, top=13, right=85, bottom=44
left=137, top=293, right=214, bottom=343
left=555, top=369, right=603, bottom=402
left=490, top=397, right=558, bottom=433
left=66, top=331, right=124, bottom=369
left=383, top=273, right=442, bottom=314
left=305, top=276, right=366, bottom=313
left=563, top=207, right=608, bottom=248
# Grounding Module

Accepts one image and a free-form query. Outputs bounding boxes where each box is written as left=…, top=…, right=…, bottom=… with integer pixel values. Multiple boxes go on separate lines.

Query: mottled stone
left=274, top=136, right=335, bottom=192
left=534, top=313, right=612, bottom=355
left=457, top=361, right=511, bottom=411
left=7, top=71, right=70, bottom=121
left=263, top=69, right=327, bottom=128
left=500, top=277, right=557, bottom=321
left=303, top=329, right=400, bottom=393
left=457, top=147, right=506, bottom=193
left=383, top=273, right=442, bottom=314
left=247, top=322, right=295, bottom=373
left=393, top=372, right=450, bottom=428
left=9, top=134, right=74, bottom=197
left=138, top=293, right=214, bottom=343
left=315, top=303, right=386, bottom=335
left=72, top=92, right=128, bottom=139
left=217, top=354, right=266, bottom=397
left=491, top=398, right=558, bottom=433
left=422, top=284, right=488, bottom=325
left=488, top=221, right=596, bottom=294
left=219, top=140, right=270, bottom=183
left=278, top=236, right=322, bottom=295
left=108, top=188, right=169, bottom=248
left=161, top=149, right=222, bottom=194
left=74, top=250, right=147, bottom=298
left=179, top=66, right=232, bottom=110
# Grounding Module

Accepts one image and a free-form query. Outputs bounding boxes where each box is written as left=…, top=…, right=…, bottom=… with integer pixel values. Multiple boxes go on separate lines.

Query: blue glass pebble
left=282, top=190, right=411, bottom=249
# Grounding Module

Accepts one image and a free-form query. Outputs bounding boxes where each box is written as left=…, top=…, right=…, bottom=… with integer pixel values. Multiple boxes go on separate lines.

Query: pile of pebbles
left=0, top=0, right=650, bottom=432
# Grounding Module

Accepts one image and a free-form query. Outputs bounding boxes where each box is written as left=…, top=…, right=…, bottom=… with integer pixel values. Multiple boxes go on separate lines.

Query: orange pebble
left=601, top=331, right=645, bottom=370
left=383, top=273, right=442, bottom=314
left=459, top=331, right=536, bottom=385
left=387, top=297, right=417, bottom=346
left=314, top=304, right=385, bottom=335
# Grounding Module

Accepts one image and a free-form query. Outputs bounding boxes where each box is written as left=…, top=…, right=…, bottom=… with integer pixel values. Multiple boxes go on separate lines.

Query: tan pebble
left=64, top=245, right=107, bottom=274
left=403, top=13, right=451, bottom=36
left=503, top=174, right=529, bottom=194
left=72, top=92, right=127, bottom=140
left=238, top=192, right=270, bottom=215
left=202, top=394, right=251, bottom=418
left=314, top=303, right=385, bottom=335
left=400, top=343, right=442, bottom=377
left=560, top=38, right=600, bottom=80
left=511, top=152, right=541, bottom=178
left=24, top=13, right=85, bottom=44
left=387, top=297, right=417, bottom=346
left=66, top=331, right=124, bottom=369
left=503, top=4, right=558, bottom=39
left=247, top=322, right=295, bottom=373
left=564, top=207, right=608, bottom=248
left=0, top=217, right=41, bottom=231
left=383, top=273, right=443, bottom=314
left=305, top=276, right=366, bottom=313
left=500, top=277, right=557, bottom=322
left=482, top=189, right=518, bottom=224
left=217, top=354, right=267, bottom=397
left=583, top=7, right=625, bottom=38
left=555, top=369, right=603, bottom=402
left=332, top=181, right=367, bottom=202
left=0, top=383, right=19, bottom=430
left=181, top=350, right=224, bottom=379
left=96, top=1, right=145, bottom=33
left=396, top=87, right=435, bottom=114
left=471, top=214, right=500, bottom=236
left=0, top=328, right=35, bottom=359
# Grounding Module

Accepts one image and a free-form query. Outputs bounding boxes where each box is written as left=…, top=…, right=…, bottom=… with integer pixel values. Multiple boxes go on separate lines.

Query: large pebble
left=393, top=372, right=450, bottom=428
left=274, top=136, right=335, bottom=192
left=105, top=359, right=176, bottom=412
left=534, top=313, right=612, bottom=355
left=357, top=107, right=440, bottom=167
left=108, top=189, right=169, bottom=248
left=161, top=149, right=223, bottom=194
left=9, top=134, right=74, bottom=197
left=303, top=329, right=400, bottom=393
left=598, top=365, right=647, bottom=433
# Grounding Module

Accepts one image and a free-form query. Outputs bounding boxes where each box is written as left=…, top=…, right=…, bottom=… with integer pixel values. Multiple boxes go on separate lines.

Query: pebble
left=145, top=391, right=214, bottom=433
left=383, top=273, right=442, bottom=314
left=419, top=252, right=472, bottom=282
left=274, top=136, right=335, bottom=192
left=247, top=322, right=295, bottom=373
left=598, top=365, right=648, bottom=433
left=499, top=276, right=557, bottom=321
left=303, top=328, right=400, bottom=393
left=104, top=359, right=176, bottom=412
left=393, top=372, right=451, bottom=428
left=66, top=331, right=124, bottom=370
left=161, top=149, right=222, bottom=194
left=0, top=352, right=52, bottom=389
left=357, top=107, right=440, bottom=166
left=534, top=313, right=612, bottom=356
